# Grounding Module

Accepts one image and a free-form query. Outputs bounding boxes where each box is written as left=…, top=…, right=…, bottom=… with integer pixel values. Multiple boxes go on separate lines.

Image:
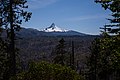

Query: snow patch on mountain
left=43, top=23, right=68, bottom=32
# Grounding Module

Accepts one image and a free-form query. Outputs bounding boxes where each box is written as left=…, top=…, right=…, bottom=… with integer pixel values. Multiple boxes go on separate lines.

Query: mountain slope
left=17, top=28, right=88, bottom=38
left=17, top=23, right=92, bottom=38
left=46, top=30, right=87, bottom=36
left=41, top=23, right=89, bottom=36
left=43, top=23, right=68, bottom=32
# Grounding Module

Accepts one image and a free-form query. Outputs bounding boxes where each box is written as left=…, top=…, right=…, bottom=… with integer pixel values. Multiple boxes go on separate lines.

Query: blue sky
left=22, top=0, right=111, bottom=35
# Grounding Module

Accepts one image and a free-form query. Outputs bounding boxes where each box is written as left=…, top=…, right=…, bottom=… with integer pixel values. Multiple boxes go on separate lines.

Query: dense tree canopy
left=87, top=1, right=120, bottom=80
left=12, top=61, right=83, bottom=80
left=88, top=36, right=120, bottom=80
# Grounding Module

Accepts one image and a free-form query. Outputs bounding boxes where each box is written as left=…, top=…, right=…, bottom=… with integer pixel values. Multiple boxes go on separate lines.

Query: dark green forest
left=0, top=0, right=120, bottom=80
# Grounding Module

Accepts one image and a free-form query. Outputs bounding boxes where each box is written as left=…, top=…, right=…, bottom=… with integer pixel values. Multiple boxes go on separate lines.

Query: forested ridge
left=16, top=36, right=96, bottom=69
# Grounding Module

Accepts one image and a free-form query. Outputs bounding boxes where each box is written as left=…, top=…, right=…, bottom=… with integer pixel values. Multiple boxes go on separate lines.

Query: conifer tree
left=87, top=35, right=120, bottom=80
left=53, top=38, right=67, bottom=66
left=89, top=0, right=120, bottom=79
left=70, top=41, right=75, bottom=69
left=88, top=38, right=100, bottom=80
left=0, top=0, right=31, bottom=79
left=95, top=0, right=120, bottom=34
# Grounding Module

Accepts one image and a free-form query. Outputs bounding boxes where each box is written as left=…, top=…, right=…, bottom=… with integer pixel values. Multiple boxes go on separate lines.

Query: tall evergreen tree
left=88, top=0, right=120, bottom=80
left=0, top=0, right=31, bottom=79
left=95, top=0, right=120, bottom=34
left=53, top=38, right=67, bottom=66
left=87, top=38, right=100, bottom=80
left=70, top=41, right=75, bottom=70
left=87, top=35, right=120, bottom=80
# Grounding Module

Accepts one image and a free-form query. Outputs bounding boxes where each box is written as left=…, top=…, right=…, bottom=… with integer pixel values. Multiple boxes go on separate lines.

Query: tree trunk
left=9, top=0, right=16, bottom=77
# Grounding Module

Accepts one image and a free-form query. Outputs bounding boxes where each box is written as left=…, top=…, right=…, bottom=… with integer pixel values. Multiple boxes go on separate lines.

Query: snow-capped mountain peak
left=43, top=23, right=68, bottom=32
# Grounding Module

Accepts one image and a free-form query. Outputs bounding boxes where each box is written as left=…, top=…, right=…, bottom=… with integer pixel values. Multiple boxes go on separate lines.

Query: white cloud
left=65, top=14, right=110, bottom=22
left=28, top=0, right=59, bottom=9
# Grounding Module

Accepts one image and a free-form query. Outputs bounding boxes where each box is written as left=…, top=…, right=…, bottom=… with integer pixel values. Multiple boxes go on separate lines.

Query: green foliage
left=87, top=38, right=100, bottom=80
left=0, top=0, right=32, bottom=30
left=53, top=38, right=67, bottom=66
left=0, top=37, right=9, bottom=80
left=87, top=36, right=120, bottom=80
left=0, top=0, right=32, bottom=79
left=88, top=1, right=120, bottom=79
left=12, top=61, right=83, bottom=80
left=95, top=0, right=120, bottom=34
